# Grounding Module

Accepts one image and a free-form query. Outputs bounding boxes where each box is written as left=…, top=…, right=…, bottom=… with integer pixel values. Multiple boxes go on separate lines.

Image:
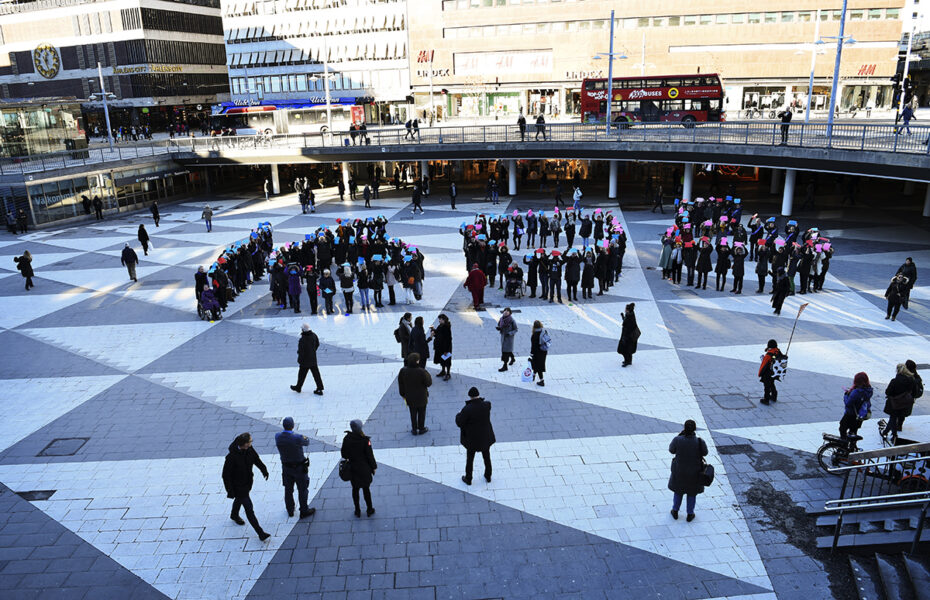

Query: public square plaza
left=0, top=186, right=928, bottom=600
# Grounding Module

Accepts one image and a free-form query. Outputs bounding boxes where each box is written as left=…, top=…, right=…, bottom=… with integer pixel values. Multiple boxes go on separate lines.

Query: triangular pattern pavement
left=20, top=290, right=195, bottom=328
left=0, top=330, right=122, bottom=379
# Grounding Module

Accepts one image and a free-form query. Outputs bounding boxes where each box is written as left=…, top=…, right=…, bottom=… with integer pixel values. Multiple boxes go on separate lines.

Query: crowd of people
left=459, top=207, right=629, bottom=308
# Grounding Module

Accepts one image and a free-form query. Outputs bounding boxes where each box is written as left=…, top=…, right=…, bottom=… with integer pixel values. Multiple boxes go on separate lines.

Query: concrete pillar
left=923, top=184, right=930, bottom=218
left=781, top=168, right=796, bottom=216
left=608, top=160, right=619, bottom=200
left=419, top=160, right=428, bottom=179
left=682, top=162, right=694, bottom=202
left=904, top=180, right=916, bottom=196
left=271, top=164, right=280, bottom=194
left=770, top=168, right=782, bottom=195
left=508, top=159, right=517, bottom=196
left=341, top=161, right=351, bottom=190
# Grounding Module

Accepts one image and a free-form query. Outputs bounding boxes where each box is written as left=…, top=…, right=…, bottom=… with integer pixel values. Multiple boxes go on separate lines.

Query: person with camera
left=275, top=417, right=317, bottom=520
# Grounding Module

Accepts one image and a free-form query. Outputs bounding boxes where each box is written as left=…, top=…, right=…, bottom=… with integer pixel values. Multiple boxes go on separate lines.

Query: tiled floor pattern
left=0, top=186, right=927, bottom=599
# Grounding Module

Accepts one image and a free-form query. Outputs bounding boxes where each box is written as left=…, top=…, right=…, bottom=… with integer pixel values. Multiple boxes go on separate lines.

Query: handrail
left=825, top=495, right=929, bottom=554
left=849, top=441, right=930, bottom=461
left=828, top=450, right=930, bottom=473
left=825, top=491, right=930, bottom=510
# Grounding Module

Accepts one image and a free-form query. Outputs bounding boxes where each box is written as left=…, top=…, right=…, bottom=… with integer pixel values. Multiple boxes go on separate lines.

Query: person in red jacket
left=758, top=339, right=786, bottom=405
left=464, top=263, right=488, bottom=310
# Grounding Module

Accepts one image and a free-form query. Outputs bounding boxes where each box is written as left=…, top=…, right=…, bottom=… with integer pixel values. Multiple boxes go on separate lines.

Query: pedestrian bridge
left=5, top=122, right=930, bottom=182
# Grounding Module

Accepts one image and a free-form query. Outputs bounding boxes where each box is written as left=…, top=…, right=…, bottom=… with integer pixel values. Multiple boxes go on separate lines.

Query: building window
left=683, top=15, right=697, bottom=26
left=850, top=10, right=864, bottom=20
left=797, top=11, right=812, bottom=22
left=868, top=9, right=882, bottom=19
left=699, top=15, right=712, bottom=25
left=731, top=13, right=745, bottom=24
left=715, top=14, right=727, bottom=24
left=668, top=16, right=680, bottom=26
left=764, top=12, right=777, bottom=23
left=886, top=8, right=900, bottom=19
left=781, top=12, right=794, bottom=22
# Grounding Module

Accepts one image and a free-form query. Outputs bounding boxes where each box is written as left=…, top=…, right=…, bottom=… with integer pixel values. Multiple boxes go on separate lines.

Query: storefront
left=0, top=99, right=88, bottom=158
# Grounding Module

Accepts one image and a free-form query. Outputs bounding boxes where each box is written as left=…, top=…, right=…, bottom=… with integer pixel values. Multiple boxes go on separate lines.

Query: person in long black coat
left=695, top=239, right=713, bottom=290
left=291, top=323, right=323, bottom=395
left=668, top=420, right=708, bottom=521
left=885, top=274, right=908, bottom=321
left=138, top=224, right=150, bottom=255
left=150, top=201, right=160, bottom=227
left=222, top=432, right=270, bottom=540
left=530, top=320, right=548, bottom=386
left=456, top=387, right=496, bottom=485
left=730, top=244, right=746, bottom=294
left=398, top=353, right=432, bottom=435
left=14, top=251, right=34, bottom=291
left=341, top=420, right=377, bottom=517
left=883, top=362, right=919, bottom=440
left=771, top=267, right=790, bottom=315
left=896, top=257, right=917, bottom=309
left=617, top=303, right=639, bottom=367
left=429, top=314, right=452, bottom=380
left=409, top=316, right=429, bottom=368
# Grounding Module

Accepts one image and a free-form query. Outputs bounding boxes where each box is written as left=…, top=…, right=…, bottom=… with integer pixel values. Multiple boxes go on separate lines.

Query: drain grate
left=37, top=437, right=89, bottom=457
left=712, top=394, right=755, bottom=410
left=16, top=490, right=56, bottom=501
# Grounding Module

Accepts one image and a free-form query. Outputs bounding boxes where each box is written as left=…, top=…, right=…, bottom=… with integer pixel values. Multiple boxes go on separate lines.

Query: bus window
left=640, top=100, right=661, bottom=122
left=663, top=100, right=684, bottom=111
left=708, top=99, right=721, bottom=110
left=645, top=79, right=663, bottom=88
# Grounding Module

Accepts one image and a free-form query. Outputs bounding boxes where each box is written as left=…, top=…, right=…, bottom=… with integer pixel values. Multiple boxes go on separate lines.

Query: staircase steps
left=903, top=555, right=930, bottom=600
left=847, top=553, right=929, bottom=600
left=849, top=554, right=886, bottom=600
left=875, top=553, right=916, bottom=600
left=817, top=529, right=930, bottom=550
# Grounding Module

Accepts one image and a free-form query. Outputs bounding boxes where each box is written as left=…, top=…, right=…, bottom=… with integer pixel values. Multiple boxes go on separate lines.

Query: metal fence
left=4, top=121, right=929, bottom=177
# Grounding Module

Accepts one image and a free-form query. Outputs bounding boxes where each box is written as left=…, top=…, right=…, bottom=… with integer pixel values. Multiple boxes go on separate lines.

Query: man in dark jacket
left=456, top=387, right=495, bottom=485
left=275, top=417, right=316, bottom=519
left=150, top=201, right=160, bottom=227
left=291, top=323, right=324, bottom=395
left=398, top=353, right=432, bottom=435
left=896, top=257, right=917, bottom=309
left=222, top=432, right=271, bottom=540
left=121, top=243, right=139, bottom=282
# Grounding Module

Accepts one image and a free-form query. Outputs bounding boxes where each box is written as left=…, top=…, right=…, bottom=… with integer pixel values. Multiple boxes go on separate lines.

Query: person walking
left=138, top=224, right=150, bottom=256
left=275, top=417, right=317, bottom=519
left=758, top=339, right=786, bottom=405
left=885, top=273, right=908, bottom=321
left=398, top=352, right=432, bottom=435
left=264, top=178, right=271, bottom=201
left=496, top=307, right=518, bottom=371
left=150, top=201, right=160, bottom=227
left=92, top=195, right=104, bottom=220
left=535, top=114, right=547, bottom=141
left=15, top=208, right=28, bottom=233
left=464, top=263, right=487, bottom=309
left=222, top=432, right=271, bottom=541
left=667, top=419, right=708, bottom=522
left=396, top=313, right=413, bottom=359
left=449, top=181, right=457, bottom=210
left=882, top=362, right=920, bottom=441
left=411, top=184, right=424, bottom=214
left=121, top=243, right=140, bottom=282
left=341, top=419, right=377, bottom=517
left=840, top=373, right=873, bottom=439
left=530, top=320, right=550, bottom=387
left=896, top=104, right=915, bottom=135
left=778, top=108, right=792, bottom=145
left=517, top=113, right=527, bottom=141
left=895, top=257, right=917, bottom=310
left=430, top=314, right=453, bottom=381
left=363, top=185, right=371, bottom=208
left=202, top=205, right=213, bottom=232
left=14, top=250, right=34, bottom=291
left=409, top=316, right=429, bottom=368
left=456, top=386, right=495, bottom=485
left=617, top=303, right=639, bottom=367
left=291, top=323, right=324, bottom=395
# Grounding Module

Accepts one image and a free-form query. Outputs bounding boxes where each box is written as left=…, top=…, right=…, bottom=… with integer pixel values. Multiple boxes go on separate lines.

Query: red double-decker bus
left=580, top=74, right=724, bottom=125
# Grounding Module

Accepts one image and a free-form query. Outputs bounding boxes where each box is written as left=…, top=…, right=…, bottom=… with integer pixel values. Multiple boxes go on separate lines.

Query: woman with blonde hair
left=14, top=250, right=33, bottom=291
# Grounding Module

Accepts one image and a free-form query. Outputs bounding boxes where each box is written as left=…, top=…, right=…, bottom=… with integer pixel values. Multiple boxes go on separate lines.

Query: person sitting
left=200, top=284, right=222, bottom=321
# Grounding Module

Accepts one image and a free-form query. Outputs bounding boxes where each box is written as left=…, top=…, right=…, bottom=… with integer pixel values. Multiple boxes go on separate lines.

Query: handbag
left=338, top=458, right=352, bottom=481
left=701, top=459, right=715, bottom=487
left=887, top=390, right=913, bottom=411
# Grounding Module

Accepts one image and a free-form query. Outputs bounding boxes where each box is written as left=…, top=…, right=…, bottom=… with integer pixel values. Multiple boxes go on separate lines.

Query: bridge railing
left=2, top=122, right=929, bottom=177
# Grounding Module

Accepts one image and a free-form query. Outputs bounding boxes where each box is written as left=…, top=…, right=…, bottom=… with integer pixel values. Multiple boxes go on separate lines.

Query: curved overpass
left=170, top=122, right=930, bottom=182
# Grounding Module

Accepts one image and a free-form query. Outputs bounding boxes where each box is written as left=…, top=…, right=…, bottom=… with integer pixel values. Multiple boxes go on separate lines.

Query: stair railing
left=824, top=492, right=930, bottom=554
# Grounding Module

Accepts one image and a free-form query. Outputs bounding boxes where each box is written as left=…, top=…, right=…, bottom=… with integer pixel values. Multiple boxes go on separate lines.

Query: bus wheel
left=320, top=125, right=329, bottom=134
left=263, top=128, right=274, bottom=137
left=681, top=116, right=696, bottom=129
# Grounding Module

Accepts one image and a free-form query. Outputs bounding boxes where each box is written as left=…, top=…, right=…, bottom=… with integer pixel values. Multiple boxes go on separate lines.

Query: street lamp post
left=804, top=9, right=822, bottom=123
left=825, top=0, right=849, bottom=139
left=428, top=50, right=434, bottom=125
left=593, top=10, right=627, bottom=135
left=895, top=20, right=916, bottom=126
left=322, top=35, right=333, bottom=135
left=91, top=61, right=115, bottom=151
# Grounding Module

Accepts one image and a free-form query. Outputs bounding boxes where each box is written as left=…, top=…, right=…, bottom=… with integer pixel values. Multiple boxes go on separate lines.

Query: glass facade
left=0, top=101, right=88, bottom=158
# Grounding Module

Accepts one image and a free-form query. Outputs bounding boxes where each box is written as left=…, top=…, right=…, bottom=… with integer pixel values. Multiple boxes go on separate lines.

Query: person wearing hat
left=202, top=205, right=213, bottom=232
left=523, top=252, right=540, bottom=298
left=456, top=387, right=496, bottom=485
left=222, top=432, right=271, bottom=541
left=496, top=308, right=518, bottom=371
left=683, top=240, right=697, bottom=287
left=617, top=303, right=639, bottom=367
left=304, top=265, right=319, bottom=315
left=754, top=241, right=769, bottom=294
left=758, top=339, right=786, bottom=405
left=121, top=243, right=140, bottom=282
left=398, top=349, right=433, bottom=435
left=275, top=417, right=317, bottom=519
left=340, top=420, right=377, bottom=517
left=695, top=238, right=713, bottom=290
left=730, top=243, right=746, bottom=294
left=291, top=323, right=324, bottom=395
left=667, top=419, right=708, bottom=522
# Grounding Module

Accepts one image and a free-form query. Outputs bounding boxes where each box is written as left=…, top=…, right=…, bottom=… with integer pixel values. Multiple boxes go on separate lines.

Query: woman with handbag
left=340, top=420, right=377, bottom=518
left=430, top=314, right=453, bottom=381
left=496, top=308, right=518, bottom=372
left=530, top=320, right=549, bottom=387
left=883, top=363, right=918, bottom=441
left=617, top=303, right=639, bottom=367
left=668, top=419, right=709, bottom=522
left=758, top=339, right=786, bottom=405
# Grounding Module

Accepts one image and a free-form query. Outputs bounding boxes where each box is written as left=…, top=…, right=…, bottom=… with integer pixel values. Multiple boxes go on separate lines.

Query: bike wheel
left=817, top=443, right=844, bottom=475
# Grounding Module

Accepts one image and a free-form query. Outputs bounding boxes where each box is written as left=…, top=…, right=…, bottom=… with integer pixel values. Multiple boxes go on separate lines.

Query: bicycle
left=817, top=432, right=862, bottom=473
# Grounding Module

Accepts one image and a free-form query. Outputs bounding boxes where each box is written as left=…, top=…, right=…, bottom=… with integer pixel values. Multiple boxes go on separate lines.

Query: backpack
left=393, top=327, right=402, bottom=343
left=539, top=329, right=551, bottom=352
left=914, top=376, right=924, bottom=399
left=338, top=458, right=351, bottom=481
left=857, top=396, right=872, bottom=420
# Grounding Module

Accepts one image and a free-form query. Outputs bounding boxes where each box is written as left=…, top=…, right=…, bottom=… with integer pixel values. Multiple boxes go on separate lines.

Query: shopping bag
left=521, top=359, right=533, bottom=383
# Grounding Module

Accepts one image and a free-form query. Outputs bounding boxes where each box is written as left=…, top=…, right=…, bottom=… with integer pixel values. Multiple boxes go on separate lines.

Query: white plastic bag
left=521, top=359, right=533, bottom=383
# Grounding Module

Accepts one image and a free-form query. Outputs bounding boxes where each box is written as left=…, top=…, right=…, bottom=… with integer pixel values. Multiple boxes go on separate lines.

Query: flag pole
left=786, top=302, right=809, bottom=354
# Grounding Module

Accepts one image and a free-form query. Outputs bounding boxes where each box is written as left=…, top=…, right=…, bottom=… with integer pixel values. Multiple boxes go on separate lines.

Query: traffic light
left=904, top=76, right=914, bottom=104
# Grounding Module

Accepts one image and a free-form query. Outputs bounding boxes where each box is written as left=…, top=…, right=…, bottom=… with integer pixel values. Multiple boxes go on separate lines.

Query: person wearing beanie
left=341, top=420, right=377, bottom=517
left=758, top=339, right=786, bottom=405
left=455, top=387, right=496, bottom=485
left=668, top=420, right=708, bottom=522
left=275, top=417, right=317, bottom=519
left=840, top=373, right=873, bottom=439
left=291, top=323, right=324, bottom=395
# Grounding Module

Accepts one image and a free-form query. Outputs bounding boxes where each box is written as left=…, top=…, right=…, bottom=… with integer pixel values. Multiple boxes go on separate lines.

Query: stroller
left=504, top=266, right=525, bottom=299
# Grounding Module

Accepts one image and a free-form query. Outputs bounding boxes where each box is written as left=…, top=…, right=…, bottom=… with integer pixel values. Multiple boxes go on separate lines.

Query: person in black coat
left=617, top=303, right=639, bottom=367
left=291, top=323, right=323, bottom=395
left=530, top=320, right=548, bottom=386
left=150, top=201, right=160, bottom=227
left=456, top=387, right=496, bottom=485
left=14, top=250, right=34, bottom=291
left=730, top=244, right=746, bottom=294
left=138, top=224, right=150, bottom=255
left=121, top=243, right=139, bottom=282
left=341, top=420, right=377, bottom=517
left=430, top=314, right=453, bottom=380
left=771, top=267, right=790, bottom=315
left=896, top=257, right=917, bottom=309
left=695, top=238, right=713, bottom=290
left=885, top=274, right=908, bottom=321
left=222, top=432, right=271, bottom=540
left=409, top=316, right=429, bottom=368
left=882, top=362, right=920, bottom=440
left=668, top=420, right=709, bottom=521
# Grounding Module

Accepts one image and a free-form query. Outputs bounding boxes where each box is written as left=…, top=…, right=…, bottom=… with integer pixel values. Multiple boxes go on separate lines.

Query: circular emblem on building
left=668, top=87, right=680, bottom=99
left=33, top=43, right=61, bottom=79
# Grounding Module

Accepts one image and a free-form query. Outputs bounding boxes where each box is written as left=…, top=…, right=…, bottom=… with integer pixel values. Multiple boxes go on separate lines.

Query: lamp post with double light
left=822, top=0, right=856, bottom=139
left=593, top=10, right=628, bottom=135
left=88, top=62, right=116, bottom=151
